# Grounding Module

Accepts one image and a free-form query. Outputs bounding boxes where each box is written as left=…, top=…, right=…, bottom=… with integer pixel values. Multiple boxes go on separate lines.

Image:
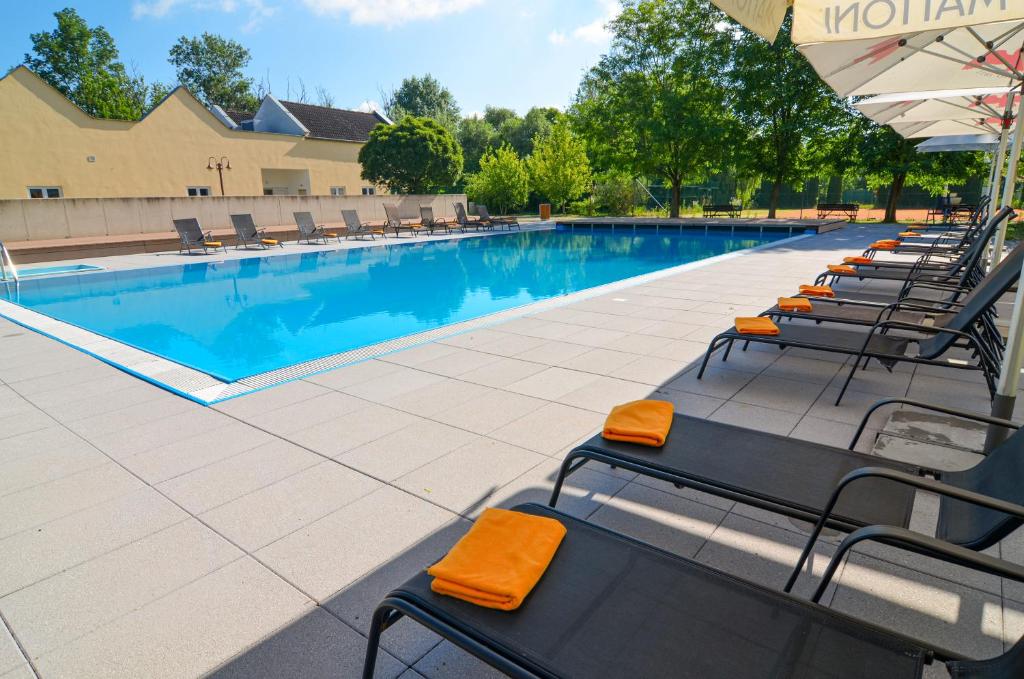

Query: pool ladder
left=0, top=242, right=17, bottom=282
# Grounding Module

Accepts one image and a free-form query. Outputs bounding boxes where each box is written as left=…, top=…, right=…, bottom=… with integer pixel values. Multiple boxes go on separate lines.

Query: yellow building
left=0, top=66, right=389, bottom=200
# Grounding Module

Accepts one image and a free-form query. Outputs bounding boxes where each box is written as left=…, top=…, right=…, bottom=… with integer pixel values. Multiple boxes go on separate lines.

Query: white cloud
left=132, top=0, right=276, bottom=31
left=300, top=0, right=485, bottom=26
left=548, top=30, right=567, bottom=45
left=548, top=0, right=620, bottom=47
left=356, top=99, right=384, bottom=113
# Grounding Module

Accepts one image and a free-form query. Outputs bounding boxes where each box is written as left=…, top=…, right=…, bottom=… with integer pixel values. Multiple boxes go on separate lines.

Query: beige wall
left=0, top=68, right=379, bottom=200
left=0, top=194, right=467, bottom=242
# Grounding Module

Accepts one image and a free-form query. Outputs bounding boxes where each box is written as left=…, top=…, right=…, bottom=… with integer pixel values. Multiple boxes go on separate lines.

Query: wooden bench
left=702, top=204, right=742, bottom=218
left=816, top=203, right=860, bottom=222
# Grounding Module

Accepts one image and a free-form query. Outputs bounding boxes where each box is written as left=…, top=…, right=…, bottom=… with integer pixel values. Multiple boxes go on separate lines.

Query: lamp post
left=207, top=156, right=231, bottom=196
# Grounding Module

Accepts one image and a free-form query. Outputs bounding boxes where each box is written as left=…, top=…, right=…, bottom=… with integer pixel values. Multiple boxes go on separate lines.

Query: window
left=330, top=186, right=346, bottom=196
left=361, top=187, right=376, bottom=196
left=187, top=186, right=211, bottom=197
left=27, top=186, right=62, bottom=199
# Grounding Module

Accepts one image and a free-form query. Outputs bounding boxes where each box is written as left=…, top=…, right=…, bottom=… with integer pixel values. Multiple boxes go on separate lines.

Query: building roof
left=277, top=100, right=386, bottom=142
left=222, top=109, right=254, bottom=125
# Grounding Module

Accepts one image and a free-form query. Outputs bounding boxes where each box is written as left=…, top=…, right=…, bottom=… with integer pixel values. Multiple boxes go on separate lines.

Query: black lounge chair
left=341, top=210, right=384, bottom=240
left=172, top=218, right=225, bottom=255
left=418, top=205, right=452, bottom=235
left=294, top=211, right=341, bottom=245
left=363, top=503, right=1024, bottom=679
left=477, top=204, right=520, bottom=230
left=383, top=204, right=423, bottom=237
left=697, top=235, right=1020, bottom=403
left=454, top=202, right=487, bottom=232
left=230, top=213, right=282, bottom=250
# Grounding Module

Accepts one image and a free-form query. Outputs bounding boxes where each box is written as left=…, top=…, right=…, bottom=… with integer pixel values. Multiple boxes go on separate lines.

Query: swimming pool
left=1, top=230, right=789, bottom=384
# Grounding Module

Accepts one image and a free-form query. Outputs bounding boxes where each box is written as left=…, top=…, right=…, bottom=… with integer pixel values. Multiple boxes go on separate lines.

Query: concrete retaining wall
left=0, top=194, right=466, bottom=242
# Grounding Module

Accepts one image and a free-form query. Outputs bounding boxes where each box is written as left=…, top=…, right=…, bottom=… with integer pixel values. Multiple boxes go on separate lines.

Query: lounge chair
left=364, top=502, right=1024, bottom=679
left=230, top=213, right=282, bottom=250
left=419, top=205, right=452, bottom=235
left=294, top=211, right=341, bottom=245
left=454, top=202, right=486, bottom=231
left=341, top=210, right=385, bottom=240
left=172, top=218, right=225, bottom=255
left=697, top=240, right=1020, bottom=403
left=383, top=204, right=423, bottom=237
left=477, top=204, right=520, bottom=230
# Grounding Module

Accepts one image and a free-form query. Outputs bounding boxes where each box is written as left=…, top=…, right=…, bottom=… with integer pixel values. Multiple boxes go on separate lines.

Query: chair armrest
left=850, top=398, right=1019, bottom=449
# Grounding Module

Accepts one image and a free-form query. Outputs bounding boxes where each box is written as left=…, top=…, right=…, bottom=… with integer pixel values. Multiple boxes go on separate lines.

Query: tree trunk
left=767, top=179, right=782, bottom=219
left=884, top=173, right=906, bottom=223
left=827, top=176, right=843, bottom=203
left=670, top=181, right=681, bottom=219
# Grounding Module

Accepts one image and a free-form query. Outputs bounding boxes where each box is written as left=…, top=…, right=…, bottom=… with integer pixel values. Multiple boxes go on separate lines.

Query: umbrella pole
left=990, top=117, right=1024, bottom=269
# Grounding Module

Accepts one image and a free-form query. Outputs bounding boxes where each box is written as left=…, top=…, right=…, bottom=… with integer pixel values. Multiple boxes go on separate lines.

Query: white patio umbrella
left=710, top=1, right=1024, bottom=440
left=916, top=135, right=1001, bottom=153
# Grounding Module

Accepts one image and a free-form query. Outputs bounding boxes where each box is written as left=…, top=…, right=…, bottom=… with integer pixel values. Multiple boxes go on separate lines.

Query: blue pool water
left=17, top=264, right=104, bottom=278
left=2, top=230, right=786, bottom=382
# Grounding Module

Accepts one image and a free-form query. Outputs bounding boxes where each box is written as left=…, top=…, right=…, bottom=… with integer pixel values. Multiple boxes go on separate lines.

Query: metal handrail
left=0, top=242, right=18, bottom=282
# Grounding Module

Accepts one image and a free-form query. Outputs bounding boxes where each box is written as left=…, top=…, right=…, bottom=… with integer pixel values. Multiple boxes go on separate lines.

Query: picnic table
left=816, top=203, right=859, bottom=222
left=702, top=203, right=742, bottom=218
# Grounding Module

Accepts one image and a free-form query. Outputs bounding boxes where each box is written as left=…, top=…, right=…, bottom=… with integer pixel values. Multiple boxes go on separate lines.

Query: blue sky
left=1, top=1, right=620, bottom=115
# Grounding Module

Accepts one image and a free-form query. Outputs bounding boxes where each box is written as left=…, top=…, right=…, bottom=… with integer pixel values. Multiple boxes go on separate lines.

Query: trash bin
left=539, top=203, right=551, bottom=220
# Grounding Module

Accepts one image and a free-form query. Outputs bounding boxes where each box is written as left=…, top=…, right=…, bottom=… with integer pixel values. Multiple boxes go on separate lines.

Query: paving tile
left=0, top=463, right=143, bottom=539
left=510, top=340, right=591, bottom=365
left=0, top=520, right=241, bottom=655
left=394, top=440, right=547, bottom=514
left=212, top=379, right=332, bottom=420
left=62, top=397, right=202, bottom=441
left=431, top=390, right=545, bottom=435
left=0, top=443, right=111, bottom=498
left=83, top=407, right=234, bottom=459
left=609, top=355, right=688, bottom=386
left=806, top=386, right=897, bottom=427
left=456, top=357, right=547, bottom=388
left=0, top=488, right=187, bottom=596
left=557, top=376, right=654, bottom=413
left=437, top=328, right=513, bottom=350
left=558, top=348, right=640, bottom=375
left=0, top=426, right=97, bottom=467
left=647, top=387, right=725, bottom=419
left=288, top=405, right=422, bottom=458
left=0, top=663, right=33, bottom=679
left=32, top=558, right=313, bottom=679
left=377, top=343, right=460, bottom=368
left=117, top=420, right=277, bottom=483
left=505, top=367, right=600, bottom=400
left=207, top=607, right=406, bottom=679
left=666, top=365, right=758, bottom=399
left=709, top=401, right=802, bottom=436
left=305, top=360, right=403, bottom=391
left=731, top=374, right=824, bottom=414
left=906, top=373, right=993, bottom=411
left=761, top=354, right=844, bottom=385
left=413, top=641, right=506, bottom=679
left=412, top=347, right=502, bottom=377
left=324, top=517, right=472, bottom=665
left=337, top=420, right=481, bottom=482
left=483, top=458, right=629, bottom=521
left=43, top=383, right=173, bottom=424
left=0, top=623, right=24, bottom=675
left=488, top=402, right=604, bottom=456
left=587, top=482, right=727, bottom=558
left=200, top=461, right=381, bottom=551
left=243, top=391, right=371, bottom=435
left=381, top=378, right=492, bottom=417
left=155, top=439, right=322, bottom=514
left=255, top=486, right=453, bottom=601
left=827, top=361, right=914, bottom=397
left=340, top=367, right=448, bottom=403
left=0, top=408, right=56, bottom=440
left=472, top=332, right=550, bottom=357
left=600, top=332, right=675, bottom=356
left=789, top=415, right=861, bottom=449
left=647, top=338, right=716, bottom=365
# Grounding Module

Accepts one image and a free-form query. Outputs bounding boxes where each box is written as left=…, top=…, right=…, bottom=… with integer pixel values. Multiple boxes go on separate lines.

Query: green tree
left=24, top=8, right=150, bottom=120
left=168, top=33, right=259, bottom=111
left=727, top=15, right=847, bottom=217
left=459, top=115, right=498, bottom=174
left=572, top=0, right=739, bottom=218
left=858, top=120, right=987, bottom=223
left=465, top=145, right=530, bottom=214
left=592, top=170, right=639, bottom=215
left=359, top=116, right=463, bottom=194
left=498, top=107, right=561, bottom=157
left=383, top=74, right=460, bottom=131
left=483, top=106, right=518, bottom=129
left=527, top=120, right=592, bottom=213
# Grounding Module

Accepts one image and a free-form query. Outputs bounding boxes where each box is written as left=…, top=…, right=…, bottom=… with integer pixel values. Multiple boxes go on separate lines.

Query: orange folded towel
left=876, top=239, right=900, bottom=244
left=799, top=284, right=835, bottom=298
left=828, top=264, right=857, bottom=274
left=871, top=242, right=898, bottom=251
left=203, top=241, right=222, bottom=247
left=428, top=508, right=566, bottom=611
left=778, top=297, right=813, bottom=312
left=602, top=399, right=674, bottom=447
left=261, top=238, right=279, bottom=245
left=843, top=256, right=874, bottom=265
left=735, top=317, right=780, bottom=336
left=899, top=231, right=922, bottom=238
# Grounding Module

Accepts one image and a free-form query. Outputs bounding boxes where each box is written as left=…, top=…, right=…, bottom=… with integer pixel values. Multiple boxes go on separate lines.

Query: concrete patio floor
left=0, top=225, right=1021, bottom=678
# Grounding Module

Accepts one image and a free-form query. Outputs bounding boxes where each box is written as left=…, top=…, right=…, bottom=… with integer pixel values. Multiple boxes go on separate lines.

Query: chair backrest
left=946, top=630, right=1024, bottom=677
left=383, top=204, right=402, bottom=228
left=477, top=205, right=493, bottom=220
left=172, top=218, right=203, bottom=242
left=419, top=205, right=436, bottom=226
left=949, top=206, right=1012, bottom=287
left=230, top=213, right=257, bottom=239
left=341, top=209, right=363, bottom=231
left=293, top=212, right=316, bottom=235
left=454, top=202, right=471, bottom=226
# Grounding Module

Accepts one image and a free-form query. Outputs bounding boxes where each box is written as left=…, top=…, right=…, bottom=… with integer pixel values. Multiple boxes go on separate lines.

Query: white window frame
left=361, top=187, right=376, bottom=196
left=187, top=186, right=211, bottom=197
left=330, top=186, right=347, bottom=196
left=27, top=186, right=62, bottom=199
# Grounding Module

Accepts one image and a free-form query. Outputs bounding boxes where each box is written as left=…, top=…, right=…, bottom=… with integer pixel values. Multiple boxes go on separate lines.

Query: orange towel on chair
left=799, top=284, right=835, bottom=298
left=870, top=242, right=898, bottom=251
left=828, top=264, right=857, bottom=274
left=899, top=231, right=922, bottom=238
left=735, top=317, right=780, bottom=336
left=778, top=297, right=813, bottom=312
left=428, top=508, right=566, bottom=611
left=602, top=399, right=674, bottom=447
left=843, top=256, right=874, bottom=265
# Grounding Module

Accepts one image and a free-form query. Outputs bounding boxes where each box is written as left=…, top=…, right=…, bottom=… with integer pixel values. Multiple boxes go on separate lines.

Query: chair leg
left=835, top=360, right=861, bottom=406
left=362, top=605, right=400, bottom=679
left=722, top=339, right=735, bottom=363
left=698, top=336, right=729, bottom=378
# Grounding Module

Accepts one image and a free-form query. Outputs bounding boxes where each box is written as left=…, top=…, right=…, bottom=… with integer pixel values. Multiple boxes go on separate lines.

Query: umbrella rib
left=919, top=46, right=1016, bottom=81
left=966, top=26, right=1024, bottom=79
